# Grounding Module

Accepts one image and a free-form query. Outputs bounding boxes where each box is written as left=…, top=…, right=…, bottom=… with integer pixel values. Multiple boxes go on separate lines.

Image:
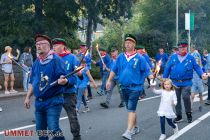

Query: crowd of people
left=0, top=33, right=209, bottom=140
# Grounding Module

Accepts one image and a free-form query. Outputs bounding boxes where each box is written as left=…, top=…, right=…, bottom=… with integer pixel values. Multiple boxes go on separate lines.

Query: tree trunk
left=34, top=0, right=43, bottom=34
left=86, top=15, right=93, bottom=48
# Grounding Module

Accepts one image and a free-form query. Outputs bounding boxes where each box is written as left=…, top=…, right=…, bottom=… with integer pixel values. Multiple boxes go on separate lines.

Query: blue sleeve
left=112, top=56, right=120, bottom=75
left=163, top=57, right=172, bottom=78
left=207, top=55, right=210, bottom=72
left=155, top=54, right=159, bottom=61
left=105, top=55, right=112, bottom=69
left=144, top=54, right=153, bottom=69
left=96, top=60, right=100, bottom=67
left=140, top=56, right=151, bottom=77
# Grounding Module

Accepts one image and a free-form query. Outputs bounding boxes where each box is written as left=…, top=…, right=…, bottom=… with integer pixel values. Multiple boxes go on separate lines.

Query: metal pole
left=188, top=10, right=191, bottom=52
left=176, top=0, right=179, bottom=45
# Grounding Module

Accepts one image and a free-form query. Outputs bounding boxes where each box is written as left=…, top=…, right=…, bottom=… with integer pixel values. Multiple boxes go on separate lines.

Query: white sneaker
left=82, top=107, right=90, bottom=113
left=173, top=124, right=179, bottom=134
left=10, top=90, right=18, bottom=94
left=122, top=130, right=132, bottom=140
left=0, top=107, right=2, bottom=112
left=159, top=134, right=166, bottom=140
left=131, top=126, right=140, bottom=135
left=5, top=91, right=10, bottom=95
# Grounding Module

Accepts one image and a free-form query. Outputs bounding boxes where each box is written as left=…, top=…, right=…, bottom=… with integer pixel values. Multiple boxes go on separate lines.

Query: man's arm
left=24, top=84, right=33, bottom=109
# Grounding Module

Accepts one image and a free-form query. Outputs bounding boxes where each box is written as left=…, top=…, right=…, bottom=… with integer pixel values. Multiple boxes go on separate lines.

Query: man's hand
left=149, top=74, right=154, bottom=79
left=24, top=96, right=31, bottom=109
left=202, top=73, right=209, bottom=80
left=106, top=81, right=111, bottom=90
left=58, top=75, right=68, bottom=85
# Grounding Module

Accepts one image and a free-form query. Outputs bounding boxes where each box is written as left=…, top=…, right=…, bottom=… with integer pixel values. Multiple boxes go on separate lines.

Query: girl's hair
left=161, top=78, right=175, bottom=90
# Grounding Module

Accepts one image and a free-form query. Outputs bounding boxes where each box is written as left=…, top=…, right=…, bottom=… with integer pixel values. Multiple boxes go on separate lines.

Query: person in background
left=1, top=46, right=20, bottom=94
left=136, top=45, right=153, bottom=98
left=52, top=38, right=81, bottom=140
left=205, top=50, right=210, bottom=105
left=155, top=48, right=168, bottom=77
left=19, top=46, right=33, bottom=92
left=100, top=47, right=125, bottom=108
left=191, top=57, right=204, bottom=112
left=78, top=44, right=93, bottom=100
left=92, top=48, right=111, bottom=96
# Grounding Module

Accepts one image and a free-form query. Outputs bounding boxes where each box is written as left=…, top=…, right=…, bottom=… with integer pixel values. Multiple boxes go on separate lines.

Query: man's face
left=35, top=40, right=51, bottom=55
left=125, top=40, right=135, bottom=52
left=111, top=50, right=118, bottom=58
left=178, top=47, right=187, bottom=53
left=53, top=44, right=65, bottom=54
left=159, top=48, right=164, bottom=54
left=80, top=47, right=87, bottom=53
left=137, top=48, right=144, bottom=54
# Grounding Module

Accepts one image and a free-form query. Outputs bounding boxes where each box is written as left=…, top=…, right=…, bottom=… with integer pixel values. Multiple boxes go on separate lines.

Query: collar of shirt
left=124, top=51, right=137, bottom=62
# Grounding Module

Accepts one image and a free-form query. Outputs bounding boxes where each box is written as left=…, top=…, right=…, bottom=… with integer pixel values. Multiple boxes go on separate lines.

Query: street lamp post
left=176, top=0, right=179, bottom=45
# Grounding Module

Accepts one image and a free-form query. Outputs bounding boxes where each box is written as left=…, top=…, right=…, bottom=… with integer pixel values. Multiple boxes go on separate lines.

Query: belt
left=120, top=84, right=142, bottom=88
left=37, top=94, right=63, bottom=102
left=172, top=79, right=192, bottom=82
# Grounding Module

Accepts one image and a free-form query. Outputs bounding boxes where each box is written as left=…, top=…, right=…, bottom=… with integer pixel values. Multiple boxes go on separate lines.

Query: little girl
left=151, top=78, right=178, bottom=140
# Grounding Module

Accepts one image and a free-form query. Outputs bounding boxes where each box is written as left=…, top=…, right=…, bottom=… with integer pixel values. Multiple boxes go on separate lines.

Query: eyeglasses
left=35, top=42, right=50, bottom=46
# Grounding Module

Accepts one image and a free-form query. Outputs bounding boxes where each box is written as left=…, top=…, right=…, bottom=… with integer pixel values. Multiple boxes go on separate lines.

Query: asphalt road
left=0, top=85, right=210, bottom=140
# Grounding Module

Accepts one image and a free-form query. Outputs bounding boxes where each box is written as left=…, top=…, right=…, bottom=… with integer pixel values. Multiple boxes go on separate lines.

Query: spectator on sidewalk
left=19, top=47, right=33, bottom=92
left=1, top=46, right=20, bottom=94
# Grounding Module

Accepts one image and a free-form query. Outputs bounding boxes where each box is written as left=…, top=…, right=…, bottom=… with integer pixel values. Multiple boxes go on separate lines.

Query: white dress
left=153, top=89, right=177, bottom=118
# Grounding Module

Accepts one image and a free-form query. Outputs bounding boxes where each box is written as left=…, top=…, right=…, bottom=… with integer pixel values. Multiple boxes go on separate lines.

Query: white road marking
left=0, top=116, right=68, bottom=135
left=0, top=91, right=208, bottom=137
left=166, top=111, right=210, bottom=140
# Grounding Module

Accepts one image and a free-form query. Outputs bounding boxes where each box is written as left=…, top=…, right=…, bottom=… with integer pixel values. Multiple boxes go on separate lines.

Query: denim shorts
left=121, top=89, right=141, bottom=112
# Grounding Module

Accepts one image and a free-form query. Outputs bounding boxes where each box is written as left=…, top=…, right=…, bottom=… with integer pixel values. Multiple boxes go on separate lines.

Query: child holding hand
left=151, top=78, right=178, bottom=140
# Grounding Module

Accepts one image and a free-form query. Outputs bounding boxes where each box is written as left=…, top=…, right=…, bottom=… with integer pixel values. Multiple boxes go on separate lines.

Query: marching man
left=106, top=34, right=153, bottom=140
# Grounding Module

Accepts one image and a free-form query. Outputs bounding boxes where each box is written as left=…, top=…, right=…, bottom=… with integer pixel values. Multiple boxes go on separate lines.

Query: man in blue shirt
left=24, top=34, right=72, bottom=140
left=52, top=38, right=81, bottom=140
left=100, top=47, right=125, bottom=108
left=106, top=34, right=153, bottom=140
left=92, top=48, right=111, bottom=95
left=163, top=41, right=208, bottom=123
left=155, top=47, right=168, bottom=76
left=78, top=44, right=93, bottom=99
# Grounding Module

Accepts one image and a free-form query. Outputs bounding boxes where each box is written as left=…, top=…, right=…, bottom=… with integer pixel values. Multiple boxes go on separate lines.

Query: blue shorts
left=191, top=81, right=204, bottom=94
left=121, top=89, right=141, bottom=112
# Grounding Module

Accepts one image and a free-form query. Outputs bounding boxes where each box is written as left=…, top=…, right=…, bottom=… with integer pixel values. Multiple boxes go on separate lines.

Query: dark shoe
left=100, top=102, right=109, bottom=108
left=97, top=91, right=103, bottom=96
left=186, top=112, right=192, bottom=123
left=199, top=106, right=202, bottom=112
left=87, top=96, right=93, bottom=100
left=173, top=115, right=183, bottom=123
left=118, top=102, right=125, bottom=108
left=32, top=119, right=36, bottom=123
left=73, top=136, right=81, bottom=140
left=205, top=100, right=210, bottom=105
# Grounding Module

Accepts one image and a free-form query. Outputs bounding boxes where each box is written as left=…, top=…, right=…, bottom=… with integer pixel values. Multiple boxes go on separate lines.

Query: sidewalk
left=0, top=80, right=102, bottom=100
